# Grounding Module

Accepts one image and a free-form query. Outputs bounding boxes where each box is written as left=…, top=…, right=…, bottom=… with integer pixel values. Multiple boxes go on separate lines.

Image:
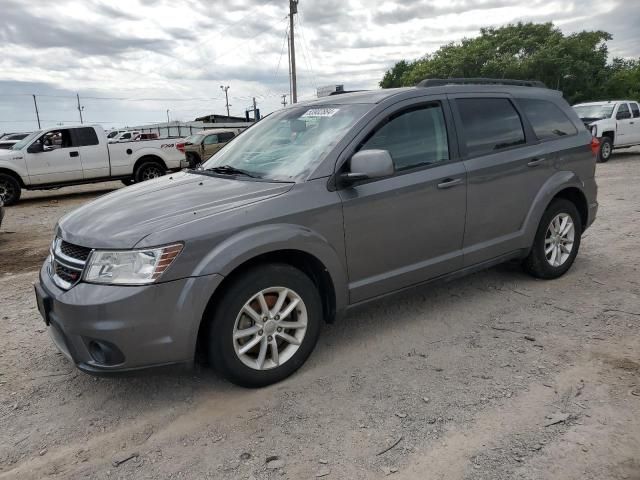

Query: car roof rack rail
left=417, top=78, right=547, bottom=88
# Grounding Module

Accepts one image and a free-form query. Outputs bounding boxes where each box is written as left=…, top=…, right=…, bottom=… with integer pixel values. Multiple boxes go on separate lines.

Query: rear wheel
left=523, top=198, right=582, bottom=279
left=598, top=137, right=612, bottom=163
left=0, top=173, right=21, bottom=206
left=134, top=161, right=165, bottom=182
left=207, top=264, right=322, bottom=388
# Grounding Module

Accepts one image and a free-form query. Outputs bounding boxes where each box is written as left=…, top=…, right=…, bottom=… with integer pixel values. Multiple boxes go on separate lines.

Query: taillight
left=176, top=142, right=185, bottom=153
left=590, top=137, right=600, bottom=157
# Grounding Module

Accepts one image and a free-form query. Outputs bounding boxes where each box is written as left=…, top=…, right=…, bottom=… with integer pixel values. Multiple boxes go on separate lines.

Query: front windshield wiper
left=203, top=165, right=261, bottom=178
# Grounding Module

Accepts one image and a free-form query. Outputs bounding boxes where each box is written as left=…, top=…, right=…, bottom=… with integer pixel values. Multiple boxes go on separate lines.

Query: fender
left=520, top=170, right=587, bottom=249
left=193, top=223, right=349, bottom=315
left=0, top=155, right=29, bottom=186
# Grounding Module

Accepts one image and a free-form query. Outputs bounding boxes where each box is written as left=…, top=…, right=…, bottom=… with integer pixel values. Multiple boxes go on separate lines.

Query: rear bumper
left=36, top=259, right=223, bottom=374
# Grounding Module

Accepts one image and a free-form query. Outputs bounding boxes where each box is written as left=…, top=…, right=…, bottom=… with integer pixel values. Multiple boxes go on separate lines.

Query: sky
left=0, top=0, right=638, bottom=133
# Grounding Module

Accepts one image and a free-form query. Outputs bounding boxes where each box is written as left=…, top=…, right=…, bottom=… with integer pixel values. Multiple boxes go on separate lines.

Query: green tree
left=379, top=22, right=629, bottom=104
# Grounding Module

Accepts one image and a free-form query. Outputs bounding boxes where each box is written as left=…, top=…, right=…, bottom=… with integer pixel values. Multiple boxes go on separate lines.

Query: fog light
left=87, top=340, right=125, bottom=365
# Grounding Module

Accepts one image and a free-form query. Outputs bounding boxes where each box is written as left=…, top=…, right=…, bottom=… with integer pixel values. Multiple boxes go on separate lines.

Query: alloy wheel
left=232, top=287, right=308, bottom=370
left=544, top=213, right=575, bottom=267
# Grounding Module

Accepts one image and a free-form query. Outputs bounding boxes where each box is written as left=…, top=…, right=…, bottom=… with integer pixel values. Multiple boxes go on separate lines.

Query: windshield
left=11, top=130, right=41, bottom=150
left=573, top=104, right=615, bottom=120
left=200, top=104, right=370, bottom=181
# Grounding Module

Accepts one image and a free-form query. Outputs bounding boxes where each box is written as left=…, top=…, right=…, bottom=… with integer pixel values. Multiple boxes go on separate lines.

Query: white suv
left=573, top=100, right=640, bottom=162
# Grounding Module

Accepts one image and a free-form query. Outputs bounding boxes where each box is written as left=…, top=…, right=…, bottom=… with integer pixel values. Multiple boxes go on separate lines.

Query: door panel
left=25, top=129, right=83, bottom=185
left=72, top=127, right=109, bottom=179
left=615, top=103, right=636, bottom=146
left=340, top=163, right=467, bottom=302
left=338, top=100, right=466, bottom=303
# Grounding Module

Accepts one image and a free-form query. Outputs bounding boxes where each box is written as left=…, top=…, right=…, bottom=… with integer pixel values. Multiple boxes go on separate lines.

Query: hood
left=58, top=171, right=294, bottom=248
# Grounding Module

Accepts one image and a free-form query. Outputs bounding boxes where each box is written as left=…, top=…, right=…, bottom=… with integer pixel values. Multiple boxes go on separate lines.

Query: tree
left=379, top=22, right=633, bottom=104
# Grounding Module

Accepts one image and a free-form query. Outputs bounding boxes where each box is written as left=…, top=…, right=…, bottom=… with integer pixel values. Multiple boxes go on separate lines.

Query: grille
left=50, top=238, right=91, bottom=290
left=60, top=241, right=92, bottom=261
left=55, top=262, right=82, bottom=284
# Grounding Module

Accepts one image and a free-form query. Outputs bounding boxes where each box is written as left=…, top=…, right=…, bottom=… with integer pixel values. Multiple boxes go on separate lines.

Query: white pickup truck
left=573, top=100, right=640, bottom=162
left=0, top=125, right=187, bottom=205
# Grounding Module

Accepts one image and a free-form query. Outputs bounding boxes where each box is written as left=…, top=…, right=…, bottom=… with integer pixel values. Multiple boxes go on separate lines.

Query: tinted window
left=631, top=103, right=640, bottom=118
left=203, top=134, right=218, bottom=145
left=73, top=127, right=99, bottom=146
left=120, top=133, right=131, bottom=140
left=218, top=132, right=235, bottom=142
left=456, top=98, right=525, bottom=156
left=518, top=98, right=577, bottom=140
left=617, top=103, right=630, bottom=119
left=359, top=103, right=449, bottom=171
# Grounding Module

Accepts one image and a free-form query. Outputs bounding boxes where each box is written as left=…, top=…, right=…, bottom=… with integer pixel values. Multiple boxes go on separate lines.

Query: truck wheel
left=523, top=198, right=582, bottom=279
left=207, top=264, right=322, bottom=388
left=598, top=137, right=612, bottom=163
left=0, top=173, right=21, bottom=206
left=135, top=161, right=165, bottom=182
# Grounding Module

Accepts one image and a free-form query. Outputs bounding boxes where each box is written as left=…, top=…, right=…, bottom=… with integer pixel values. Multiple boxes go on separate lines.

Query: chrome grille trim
left=49, top=238, right=92, bottom=290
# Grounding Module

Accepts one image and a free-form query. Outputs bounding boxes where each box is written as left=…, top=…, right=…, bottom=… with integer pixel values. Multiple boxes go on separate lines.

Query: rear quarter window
left=518, top=98, right=578, bottom=140
left=72, top=127, right=100, bottom=147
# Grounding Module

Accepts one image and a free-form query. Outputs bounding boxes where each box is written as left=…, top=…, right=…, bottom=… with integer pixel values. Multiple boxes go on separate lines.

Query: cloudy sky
left=0, top=0, right=638, bottom=133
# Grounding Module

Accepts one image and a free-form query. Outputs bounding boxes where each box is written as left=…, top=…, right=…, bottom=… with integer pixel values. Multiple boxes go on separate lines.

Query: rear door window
left=72, top=127, right=99, bottom=146
left=630, top=103, right=640, bottom=118
left=518, top=98, right=577, bottom=140
left=218, top=132, right=235, bottom=142
left=456, top=98, right=525, bottom=156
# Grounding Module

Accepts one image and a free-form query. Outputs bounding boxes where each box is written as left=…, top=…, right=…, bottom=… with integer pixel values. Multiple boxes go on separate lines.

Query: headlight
left=84, top=244, right=183, bottom=285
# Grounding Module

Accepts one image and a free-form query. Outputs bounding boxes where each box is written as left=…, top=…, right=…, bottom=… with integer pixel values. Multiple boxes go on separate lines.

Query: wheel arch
left=601, top=130, right=615, bottom=143
left=0, top=167, right=25, bottom=188
left=133, top=154, right=167, bottom=175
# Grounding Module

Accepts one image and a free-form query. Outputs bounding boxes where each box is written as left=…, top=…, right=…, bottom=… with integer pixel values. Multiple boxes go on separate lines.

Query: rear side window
left=72, top=127, right=99, bottom=146
left=218, top=132, right=235, bottom=142
left=456, top=98, right=525, bottom=156
left=631, top=103, right=640, bottom=118
left=359, top=103, right=449, bottom=171
left=518, top=98, right=577, bottom=140
left=204, top=134, right=218, bottom=145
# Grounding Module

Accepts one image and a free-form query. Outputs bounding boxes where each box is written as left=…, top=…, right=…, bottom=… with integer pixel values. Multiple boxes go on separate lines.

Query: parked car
left=106, top=130, right=127, bottom=140
left=0, top=125, right=187, bottom=205
left=573, top=100, right=640, bottom=162
left=0, top=132, right=30, bottom=150
left=108, top=131, right=141, bottom=143
left=34, top=79, right=597, bottom=387
left=182, top=128, right=243, bottom=167
left=133, top=133, right=159, bottom=141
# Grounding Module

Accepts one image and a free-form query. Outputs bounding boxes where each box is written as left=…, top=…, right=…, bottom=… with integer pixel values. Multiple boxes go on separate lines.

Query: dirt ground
left=0, top=153, right=639, bottom=480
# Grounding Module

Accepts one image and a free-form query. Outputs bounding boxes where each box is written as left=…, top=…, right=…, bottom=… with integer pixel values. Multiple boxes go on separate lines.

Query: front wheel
left=0, top=173, right=21, bottom=206
left=523, top=198, right=582, bottom=279
left=207, top=264, right=322, bottom=388
left=598, top=137, right=612, bottom=163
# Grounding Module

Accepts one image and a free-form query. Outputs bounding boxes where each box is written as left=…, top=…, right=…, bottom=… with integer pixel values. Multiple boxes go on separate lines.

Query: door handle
left=527, top=157, right=546, bottom=167
left=69, top=151, right=79, bottom=157
left=437, top=178, right=463, bottom=189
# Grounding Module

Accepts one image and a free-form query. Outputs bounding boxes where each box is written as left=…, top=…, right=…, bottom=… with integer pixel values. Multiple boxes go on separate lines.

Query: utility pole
left=166, top=109, right=170, bottom=124
left=220, top=85, right=230, bottom=117
left=76, top=93, right=84, bottom=124
left=32, top=94, right=41, bottom=129
left=281, top=94, right=287, bottom=107
left=289, top=0, right=298, bottom=103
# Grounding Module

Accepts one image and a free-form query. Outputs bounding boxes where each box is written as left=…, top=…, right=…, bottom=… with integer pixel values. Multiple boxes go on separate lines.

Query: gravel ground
left=0, top=153, right=639, bottom=480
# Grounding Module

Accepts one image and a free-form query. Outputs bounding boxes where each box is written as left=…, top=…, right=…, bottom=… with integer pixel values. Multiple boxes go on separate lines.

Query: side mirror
left=340, top=149, right=394, bottom=185
left=617, top=111, right=631, bottom=120
left=27, top=142, right=43, bottom=153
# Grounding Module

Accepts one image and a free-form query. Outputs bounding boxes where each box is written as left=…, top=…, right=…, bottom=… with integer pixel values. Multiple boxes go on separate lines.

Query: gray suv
left=35, top=79, right=598, bottom=387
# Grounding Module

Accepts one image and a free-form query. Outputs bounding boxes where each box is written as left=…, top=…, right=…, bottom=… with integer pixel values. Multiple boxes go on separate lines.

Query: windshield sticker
left=302, top=108, right=339, bottom=118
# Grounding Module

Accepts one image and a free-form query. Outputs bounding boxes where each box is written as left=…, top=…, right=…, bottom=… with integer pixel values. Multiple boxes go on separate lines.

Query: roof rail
left=417, top=78, right=547, bottom=88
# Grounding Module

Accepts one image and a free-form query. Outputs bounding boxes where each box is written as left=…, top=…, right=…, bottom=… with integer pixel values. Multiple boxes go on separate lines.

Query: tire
left=523, top=198, right=582, bottom=279
left=0, top=173, right=21, bottom=206
left=134, top=161, right=165, bottom=183
left=598, top=136, right=612, bottom=163
left=121, top=178, right=135, bottom=186
left=186, top=152, right=201, bottom=169
left=207, top=263, right=322, bottom=388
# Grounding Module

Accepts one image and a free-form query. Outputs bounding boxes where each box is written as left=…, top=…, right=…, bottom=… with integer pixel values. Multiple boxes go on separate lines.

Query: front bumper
left=36, top=260, right=223, bottom=374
